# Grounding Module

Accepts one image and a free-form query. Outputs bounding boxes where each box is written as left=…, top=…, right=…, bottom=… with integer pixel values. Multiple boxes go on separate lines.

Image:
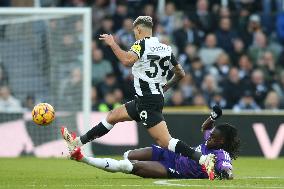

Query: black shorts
left=125, top=95, right=164, bottom=129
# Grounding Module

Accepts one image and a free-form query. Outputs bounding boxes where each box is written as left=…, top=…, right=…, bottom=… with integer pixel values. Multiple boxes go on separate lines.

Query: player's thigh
left=106, top=104, right=133, bottom=124
left=132, top=161, right=168, bottom=178
left=127, top=147, right=153, bottom=161
left=147, top=121, right=172, bottom=148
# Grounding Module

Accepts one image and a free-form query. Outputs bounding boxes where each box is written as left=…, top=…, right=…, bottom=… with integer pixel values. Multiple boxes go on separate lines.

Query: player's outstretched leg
left=147, top=121, right=216, bottom=180
left=70, top=147, right=133, bottom=173
left=70, top=148, right=167, bottom=178
left=61, top=104, right=133, bottom=151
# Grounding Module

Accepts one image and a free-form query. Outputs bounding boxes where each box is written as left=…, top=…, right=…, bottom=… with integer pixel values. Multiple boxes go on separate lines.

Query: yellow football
left=32, top=103, right=55, bottom=126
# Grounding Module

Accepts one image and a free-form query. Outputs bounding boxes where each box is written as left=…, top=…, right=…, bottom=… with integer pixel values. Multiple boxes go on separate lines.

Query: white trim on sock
left=168, top=138, right=180, bottom=152
left=123, top=150, right=132, bottom=159
left=102, top=118, right=114, bottom=130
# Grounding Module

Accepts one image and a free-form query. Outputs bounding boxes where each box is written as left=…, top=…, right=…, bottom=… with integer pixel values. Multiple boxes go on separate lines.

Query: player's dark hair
left=216, top=123, right=240, bottom=160
left=133, top=16, right=153, bottom=28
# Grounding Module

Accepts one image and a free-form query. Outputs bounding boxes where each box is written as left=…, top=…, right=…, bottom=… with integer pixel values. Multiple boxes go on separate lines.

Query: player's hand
left=99, top=34, right=115, bottom=46
left=210, top=105, right=222, bottom=121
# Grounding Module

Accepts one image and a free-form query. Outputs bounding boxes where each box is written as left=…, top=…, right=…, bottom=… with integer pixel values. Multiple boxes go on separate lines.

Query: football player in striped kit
left=61, top=16, right=220, bottom=179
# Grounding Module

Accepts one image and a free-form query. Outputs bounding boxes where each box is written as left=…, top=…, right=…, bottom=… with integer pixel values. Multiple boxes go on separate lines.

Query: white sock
left=123, top=150, right=132, bottom=159
left=168, top=138, right=179, bottom=152
left=82, top=157, right=133, bottom=173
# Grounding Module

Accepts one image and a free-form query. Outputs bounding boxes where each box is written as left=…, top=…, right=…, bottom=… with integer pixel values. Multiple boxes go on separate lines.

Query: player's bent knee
left=106, top=109, right=119, bottom=125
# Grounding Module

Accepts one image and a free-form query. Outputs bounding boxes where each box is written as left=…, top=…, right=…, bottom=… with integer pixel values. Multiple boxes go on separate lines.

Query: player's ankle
left=199, top=155, right=207, bottom=165
left=75, top=137, right=83, bottom=147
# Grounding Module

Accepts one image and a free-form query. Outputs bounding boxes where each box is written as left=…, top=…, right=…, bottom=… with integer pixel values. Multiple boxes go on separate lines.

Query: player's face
left=207, top=127, right=224, bottom=149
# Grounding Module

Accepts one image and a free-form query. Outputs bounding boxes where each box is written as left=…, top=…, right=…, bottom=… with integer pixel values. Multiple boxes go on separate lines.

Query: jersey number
left=145, top=55, right=170, bottom=78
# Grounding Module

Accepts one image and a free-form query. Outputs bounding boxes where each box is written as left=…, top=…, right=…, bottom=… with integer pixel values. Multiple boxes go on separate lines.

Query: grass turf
left=0, top=157, right=283, bottom=189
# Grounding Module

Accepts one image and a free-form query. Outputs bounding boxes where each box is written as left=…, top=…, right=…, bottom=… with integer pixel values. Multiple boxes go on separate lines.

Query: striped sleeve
left=130, top=39, right=145, bottom=59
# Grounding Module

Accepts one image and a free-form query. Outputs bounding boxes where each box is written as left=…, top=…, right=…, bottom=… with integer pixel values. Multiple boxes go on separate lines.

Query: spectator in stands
left=201, top=74, right=219, bottom=104
left=0, top=64, right=8, bottom=86
left=23, top=94, right=35, bottom=111
left=257, top=51, right=278, bottom=83
left=0, top=85, right=23, bottom=112
left=116, top=18, right=135, bottom=50
left=94, top=16, right=121, bottom=79
left=230, top=38, right=245, bottom=66
left=159, top=1, right=182, bottom=35
left=272, top=71, right=284, bottom=106
left=173, top=16, right=203, bottom=54
left=189, top=57, right=207, bottom=87
left=233, top=90, right=261, bottom=112
left=167, top=90, right=187, bottom=106
left=91, top=86, right=98, bottom=111
left=96, top=73, right=120, bottom=99
left=248, top=32, right=278, bottom=65
left=178, top=74, right=197, bottom=103
left=178, top=44, right=198, bottom=71
left=112, top=2, right=129, bottom=32
left=210, top=52, right=231, bottom=82
left=92, top=48, right=113, bottom=85
left=251, top=69, right=270, bottom=107
left=189, top=0, right=214, bottom=33
left=154, top=23, right=167, bottom=39
left=215, top=17, right=238, bottom=55
left=240, top=14, right=263, bottom=48
left=192, top=93, right=208, bottom=107
left=264, top=91, right=281, bottom=110
left=94, top=15, right=114, bottom=44
left=222, top=67, right=244, bottom=108
left=113, top=88, right=124, bottom=104
left=238, top=54, right=253, bottom=82
left=97, top=90, right=121, bottom=112
left=91, top=0, right=113, bottom=32
left=198, top=33, right=223, bottom=67
left=278, top=49, right=284, bottom=68
left=209, top=91, right=227, bottom=109
left=60, top=67, right=82, bottom=111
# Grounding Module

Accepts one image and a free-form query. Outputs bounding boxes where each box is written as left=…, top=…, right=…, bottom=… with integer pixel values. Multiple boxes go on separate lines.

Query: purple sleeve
left=204, top=129, right=213, bottom=141
left=215, top=150, right=232, bottom=172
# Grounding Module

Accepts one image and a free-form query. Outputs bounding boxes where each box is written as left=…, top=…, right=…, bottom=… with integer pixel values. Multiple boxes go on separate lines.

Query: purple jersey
left=151, top=130, right=232, bottom=179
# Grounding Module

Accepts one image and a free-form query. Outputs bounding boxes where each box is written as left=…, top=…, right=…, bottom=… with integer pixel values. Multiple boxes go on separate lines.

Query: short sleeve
left=215, top=150, right=232, bottom=172
left=204, top=129, right=213, bottom=141
left=129, top=39, right=145, bottom=59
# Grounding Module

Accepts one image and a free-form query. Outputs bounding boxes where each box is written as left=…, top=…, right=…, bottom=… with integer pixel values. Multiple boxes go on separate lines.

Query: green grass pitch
left=0, top=157, right=284, bottom=189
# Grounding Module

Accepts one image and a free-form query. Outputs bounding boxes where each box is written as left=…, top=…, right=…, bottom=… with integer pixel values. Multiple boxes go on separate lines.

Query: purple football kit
left=151, top=130, right=232, bottom=179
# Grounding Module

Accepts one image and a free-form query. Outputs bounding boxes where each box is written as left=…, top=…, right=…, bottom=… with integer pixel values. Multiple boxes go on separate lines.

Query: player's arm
left=201, top=105, right=222, bottom=133
left=99, top=34, right=138, bottom=67
left=163, top=54, right=185, bottom=92
left=215, top=151, right=234, bottom=180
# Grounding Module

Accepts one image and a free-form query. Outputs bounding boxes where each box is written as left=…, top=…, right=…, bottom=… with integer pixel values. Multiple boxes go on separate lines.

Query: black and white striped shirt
left=130, top=37, right=178, bottom=96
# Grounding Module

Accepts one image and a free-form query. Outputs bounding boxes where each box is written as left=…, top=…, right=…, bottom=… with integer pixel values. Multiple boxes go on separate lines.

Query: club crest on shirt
left=131, top=44, right=141, bottom=54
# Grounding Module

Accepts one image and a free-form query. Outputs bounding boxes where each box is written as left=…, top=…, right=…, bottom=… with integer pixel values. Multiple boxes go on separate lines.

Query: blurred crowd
left=1, top=0, right=284, bottom=112
left=88, top=0, right=284, bottom=111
